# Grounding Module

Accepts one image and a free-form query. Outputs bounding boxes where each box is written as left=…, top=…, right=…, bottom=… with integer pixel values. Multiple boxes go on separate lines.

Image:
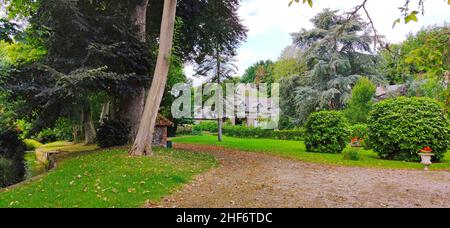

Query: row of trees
left=0, top=0, right=247, bottom=155
left=242, top=9, right=449, bottom=129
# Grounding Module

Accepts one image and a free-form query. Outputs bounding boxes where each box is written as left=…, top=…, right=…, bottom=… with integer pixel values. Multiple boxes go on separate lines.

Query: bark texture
left=81, top=103, right=96, bottom=145
left=119, top=0, right=149, bottom=140
left=130, top=0, right=178, bottom=156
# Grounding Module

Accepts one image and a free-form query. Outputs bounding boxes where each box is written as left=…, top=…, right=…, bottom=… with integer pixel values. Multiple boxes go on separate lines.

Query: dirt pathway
left=153, top=144, right=450, bottom=208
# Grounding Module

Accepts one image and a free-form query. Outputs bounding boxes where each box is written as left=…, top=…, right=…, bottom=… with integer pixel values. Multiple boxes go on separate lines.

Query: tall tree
left=130, top=0, right=177, bottom=156
left=284, top=9, right=382, bottom=124
left=241, top=60, right=274, bottom=84
left=195, top=51, right=238, bottom=142
left=192, top=0, right=246, bottom=142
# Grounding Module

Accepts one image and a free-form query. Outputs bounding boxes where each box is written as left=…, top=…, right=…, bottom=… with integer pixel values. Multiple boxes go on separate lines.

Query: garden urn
left=419, top=147, right=434, bottom=171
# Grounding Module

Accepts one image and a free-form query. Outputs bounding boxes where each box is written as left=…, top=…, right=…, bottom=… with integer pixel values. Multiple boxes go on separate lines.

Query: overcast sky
left=188, top=0, right=450, bottom=85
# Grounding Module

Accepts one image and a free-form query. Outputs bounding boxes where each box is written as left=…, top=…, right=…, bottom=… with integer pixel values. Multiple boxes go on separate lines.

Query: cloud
left=187, top=0, right=450, bottom=82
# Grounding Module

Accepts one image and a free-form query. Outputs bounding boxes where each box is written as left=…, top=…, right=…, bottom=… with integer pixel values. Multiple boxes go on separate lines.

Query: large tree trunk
left=129, top=0, right=178, bottom=156
left=81, top=103, right=96, bottom=145
left=119, top=0, right=149, bottom=140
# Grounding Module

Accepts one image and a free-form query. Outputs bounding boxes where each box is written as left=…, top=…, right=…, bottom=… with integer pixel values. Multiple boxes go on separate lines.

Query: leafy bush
left=368, top=97, right=450, bottom=162
left=345, top=77, right=376, bottom=124
left=176, top=125, right=201, bottom=136
left=223, top=125, right=305, bottom=141
left=349, top=124, right=368, bottom=141
left=193, top=121, right=219, bottom=133
left=305, top=111, right=349, bottom=154
left=36, top=118, right=74, bottom=143
left=97, top=119, right=130, bottom=148
left=0, top=129, right=26, bottom=187
left=37, top=128, right=58, bottom=144
left=23, top=139, right=43, bottom=151
left=343, top=148, right=361, bottom=161
left=16, top=119, right=33, bottom=139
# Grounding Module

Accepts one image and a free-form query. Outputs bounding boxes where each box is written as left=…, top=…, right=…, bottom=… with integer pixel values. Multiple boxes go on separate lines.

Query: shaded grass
left=0, top=148, right=217, bottom=208
left=173, top=135, right=450, bottom=170
left=39, top=141, right=99, bottom=153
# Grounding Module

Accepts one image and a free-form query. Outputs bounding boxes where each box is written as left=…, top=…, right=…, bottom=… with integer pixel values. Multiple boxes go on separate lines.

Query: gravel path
left=153, top=144, right=450, bottom=208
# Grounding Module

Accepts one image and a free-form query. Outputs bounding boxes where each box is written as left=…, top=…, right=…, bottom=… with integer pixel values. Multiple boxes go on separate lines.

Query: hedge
left=368, top=97, right=450, bottom=162
left=222, top=125, right=305, bottom=141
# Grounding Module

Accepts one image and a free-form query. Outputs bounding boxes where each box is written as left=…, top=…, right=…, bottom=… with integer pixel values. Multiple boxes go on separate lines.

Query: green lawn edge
left=172, top=135, right=450, bottom=171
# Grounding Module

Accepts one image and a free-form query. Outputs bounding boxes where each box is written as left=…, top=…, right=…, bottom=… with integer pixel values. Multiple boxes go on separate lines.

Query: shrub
left=343, top=148, right=361, bottom=161
left=222, top=125, right=305, bottom=141
left=368, top=97, right=450, bottom=162
left=23, top=139, right=43, bottom=151
left=349, top=124, right=368, bottom=139
left=36, top=118, right=74, bottom=143
left=37, top=128, right=58, bottom=144
left=193, top=121, right=219, bottom=133
left=176, top=125, right=201, bottom=136
left=345, top=77, right=376, bottom=124
left=0, top=129, right=26, bottom=187
left=305, top=111, right=349, bottom=154
left=97, top=119, right=130, bottom=148
left=16, top=119, right=33, bottom=139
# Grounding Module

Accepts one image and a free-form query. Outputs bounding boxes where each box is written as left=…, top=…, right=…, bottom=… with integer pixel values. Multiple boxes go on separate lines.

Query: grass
left=23, top=139, right=43, bottom=151
left=38, top=141, right=99, bottom=153
left=172, top=135, right=450, bottom=170
left=0, top=148, right=217, bottom=208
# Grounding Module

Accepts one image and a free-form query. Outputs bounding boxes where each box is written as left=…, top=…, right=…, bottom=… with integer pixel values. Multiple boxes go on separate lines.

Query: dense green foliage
left=240, top=60, right=274, bottom=84
left=96, top=119, right=130, bottom=148
left=190, top=122, right=306, bottom=141
left=349, top=124, right=368, bottom=141
left=380, top=27, right=450, bottom=110
left=343, top=148, right=360, bottom=161
left=193, top=121, right=219, bottom=133
left=272, top=58, right=306, bottom=81
left=368, top=97, right=450, bottom=162
left=305, top=111, right=349, bottom=154
left=281, top=9, right=382, bottom=124
left=381, top=26, right=450, bottom=84
left=223, top=126, right=305, bottom=141
left=345, top=77, right=376, bottom=124
left=0, top=129, right=26, bottom=187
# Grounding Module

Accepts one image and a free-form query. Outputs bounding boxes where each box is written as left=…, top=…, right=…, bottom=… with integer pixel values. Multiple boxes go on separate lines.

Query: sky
left=187, top=0, right=450, bottom=85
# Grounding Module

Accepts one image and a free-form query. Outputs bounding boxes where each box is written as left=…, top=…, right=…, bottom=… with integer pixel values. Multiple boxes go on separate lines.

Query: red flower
left=420, top=147, right=433, bottom=153
left=351, top=137, right=359, bottom=143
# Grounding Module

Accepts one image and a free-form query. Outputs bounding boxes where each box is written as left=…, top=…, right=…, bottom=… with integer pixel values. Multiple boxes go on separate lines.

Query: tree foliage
left=283, top=9, right=382, bottom=124
left=240, top=60, right=274, bottom=84
left=344, top=77, right=376, bottom=124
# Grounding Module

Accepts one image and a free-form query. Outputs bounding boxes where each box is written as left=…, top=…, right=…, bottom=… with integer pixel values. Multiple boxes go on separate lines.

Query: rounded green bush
left=305, top=111, right=349, bottom=154
left=368, top=97, right=450, bottom=162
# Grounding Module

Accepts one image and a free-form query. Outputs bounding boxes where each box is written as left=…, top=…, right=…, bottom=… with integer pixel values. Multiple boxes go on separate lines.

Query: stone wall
left=152, top=127, right=168, bottom=147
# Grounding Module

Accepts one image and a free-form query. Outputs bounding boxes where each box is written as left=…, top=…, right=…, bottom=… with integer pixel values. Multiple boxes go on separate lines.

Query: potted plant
left=351, top=137, right=364, bottom=147
left=419, top=147, right=434, bottom=171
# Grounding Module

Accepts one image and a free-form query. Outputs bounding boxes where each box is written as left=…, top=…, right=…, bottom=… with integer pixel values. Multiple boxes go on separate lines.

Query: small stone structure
left=152, top=114, right=173, bottom=147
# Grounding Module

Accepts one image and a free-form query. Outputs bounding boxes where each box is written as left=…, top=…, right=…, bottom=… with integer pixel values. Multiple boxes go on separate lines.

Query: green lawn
left=0, top=148, right=217, bottom=208
left=172, top=135, right=450, bottom=170
left=38, top=141, right=99, bottom=153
